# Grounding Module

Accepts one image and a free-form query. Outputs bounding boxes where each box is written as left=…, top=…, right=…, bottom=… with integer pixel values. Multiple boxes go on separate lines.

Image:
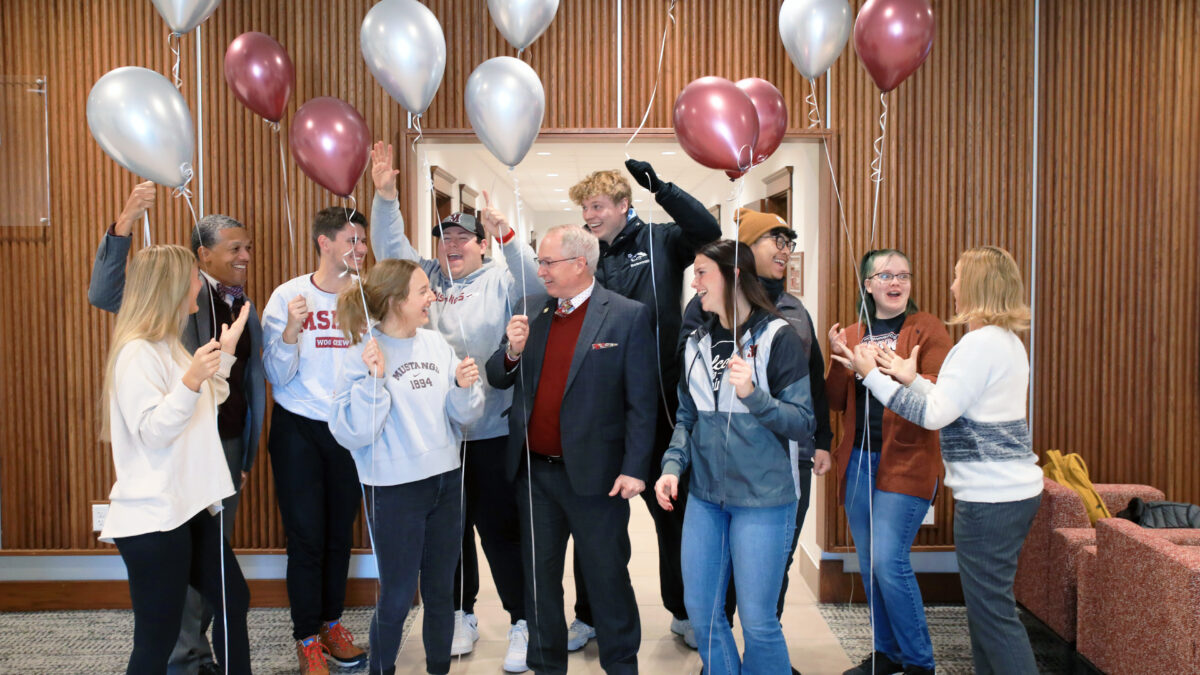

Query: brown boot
left=319, top=620, right=368, bottom=668
left=296, top=636, right=330, bottom=675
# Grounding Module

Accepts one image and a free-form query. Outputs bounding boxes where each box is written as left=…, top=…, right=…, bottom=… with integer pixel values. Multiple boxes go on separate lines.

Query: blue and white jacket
left=662, top=311, right=816, bottom=508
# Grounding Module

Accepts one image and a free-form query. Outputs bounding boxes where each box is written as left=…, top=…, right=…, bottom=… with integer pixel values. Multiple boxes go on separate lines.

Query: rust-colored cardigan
left=826, top=311, right=953, bottom=502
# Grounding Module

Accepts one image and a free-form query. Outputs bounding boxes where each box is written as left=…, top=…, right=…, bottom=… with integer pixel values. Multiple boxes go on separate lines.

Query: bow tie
left=216, top=283, right=244, bottom=301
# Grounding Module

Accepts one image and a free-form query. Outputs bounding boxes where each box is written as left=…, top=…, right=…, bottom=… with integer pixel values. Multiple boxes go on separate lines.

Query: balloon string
left=168, top=32, right=183, bottom=90
left=804, top=79, right=872, bottom=334
left=805, top=78, right=821, bottom=129
left=411, top=115, right=424, bottom=156
left=505, top=163, right=542, bottom=668
left=143, top=212, right=152, bottom=248
left=868, top=91, right=889, bottom=248
left=624, top=0, right=676, bottom=156
left=270, top=122, right=296, bottom=255
left=722, top=176, right=745, bottom=441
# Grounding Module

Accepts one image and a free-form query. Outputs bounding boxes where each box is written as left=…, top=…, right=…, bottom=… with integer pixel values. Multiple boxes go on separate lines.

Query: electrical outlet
left=91, top=502, right=109, bottom=532
left=922, top=504, right=936, bottom=526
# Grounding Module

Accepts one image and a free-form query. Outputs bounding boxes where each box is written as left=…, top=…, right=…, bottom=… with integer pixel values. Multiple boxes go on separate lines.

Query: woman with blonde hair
left=330, top=258, right=483, bottom=675
left=835, top=245, right=1043, bottom=675
left=99, top=244, right=251, bottom=674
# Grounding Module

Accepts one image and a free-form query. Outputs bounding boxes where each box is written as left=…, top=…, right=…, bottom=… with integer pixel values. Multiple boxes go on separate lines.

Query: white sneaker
left=450, top=610, right=479, bottom=656
left=503, top=620, right=529, bottom=672
left=670, top=617, right=698, bottom=649
left=566, top=618, right=596, bottom=651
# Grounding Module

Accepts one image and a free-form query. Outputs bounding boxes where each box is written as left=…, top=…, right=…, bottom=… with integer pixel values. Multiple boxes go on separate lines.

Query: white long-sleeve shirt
left=863, top=325, right=1043, bottom=503
left=330, top=327, right=484, bottom=486
left=261, top=274, right=351, bottom=422
left=100, top=340, right=236, bottom=541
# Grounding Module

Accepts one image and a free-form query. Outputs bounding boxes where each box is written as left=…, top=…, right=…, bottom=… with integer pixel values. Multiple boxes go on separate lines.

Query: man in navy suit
left=89, top=182, right=265, bottom=675
left=487, top=225, right=656, bottom=675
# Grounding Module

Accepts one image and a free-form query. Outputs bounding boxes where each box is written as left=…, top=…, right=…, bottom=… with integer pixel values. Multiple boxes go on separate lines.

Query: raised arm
left=479, top=192, right=543, bottom=306
left=626, top=159, right=720, bottom=259
left=88, top=182, right=156, bottom=313
left=368, top=141, right=422, bottom=264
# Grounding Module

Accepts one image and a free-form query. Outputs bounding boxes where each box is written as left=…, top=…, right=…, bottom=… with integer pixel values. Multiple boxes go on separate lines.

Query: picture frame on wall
left=787, top=252, right=804, bottom=294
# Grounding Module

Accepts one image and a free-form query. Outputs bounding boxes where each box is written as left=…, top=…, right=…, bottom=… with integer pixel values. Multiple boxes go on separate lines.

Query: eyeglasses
left=868, top=272, right=913, bottom=282
left=536, top=256, right=581, bottom=269
left=763, top=234, right=797, bottom=252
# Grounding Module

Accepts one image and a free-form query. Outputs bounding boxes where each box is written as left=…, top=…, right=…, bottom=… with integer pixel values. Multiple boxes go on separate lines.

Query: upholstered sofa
left=1075, top=518, right=1200, bottom=674
left=1013, top=477, right=1163, bottom=641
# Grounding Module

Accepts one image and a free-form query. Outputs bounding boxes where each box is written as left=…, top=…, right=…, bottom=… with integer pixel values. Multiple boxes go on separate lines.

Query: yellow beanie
left=735, top=208, right=790, bottom=246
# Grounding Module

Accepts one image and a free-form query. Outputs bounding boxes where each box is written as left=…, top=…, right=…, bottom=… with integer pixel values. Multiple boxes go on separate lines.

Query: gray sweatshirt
left=370, top=194, right=543, bottom=440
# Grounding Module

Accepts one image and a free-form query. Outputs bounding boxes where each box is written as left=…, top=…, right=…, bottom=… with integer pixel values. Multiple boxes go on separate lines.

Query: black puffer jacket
left=1117, top=498, right=1200, bottom=528
left=596, top=181, right=720, bottom=393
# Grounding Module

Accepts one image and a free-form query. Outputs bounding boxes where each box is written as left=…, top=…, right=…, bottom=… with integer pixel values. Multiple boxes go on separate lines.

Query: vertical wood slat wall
left=0, top=0, right=1196, bottom=553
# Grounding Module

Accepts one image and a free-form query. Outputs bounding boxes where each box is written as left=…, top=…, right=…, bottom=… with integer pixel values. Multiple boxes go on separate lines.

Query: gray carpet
left=817, top=604, right=1070, bottom=675
left=0, top=606, right=418, bottom=675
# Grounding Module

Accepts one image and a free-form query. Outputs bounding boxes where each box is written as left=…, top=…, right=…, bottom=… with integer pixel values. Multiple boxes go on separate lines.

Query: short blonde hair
left=568, top=170, right=632, bottom=209
left=950, top=246, right=1030, bottom=332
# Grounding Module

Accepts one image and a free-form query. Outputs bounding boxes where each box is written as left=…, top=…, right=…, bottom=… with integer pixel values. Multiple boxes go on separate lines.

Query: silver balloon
left=779, top=0, right=852, bottom=79
left=465, top=57, right=545, bottom=168
left=360, top=0, right=446, bottom=116
left=151, top=0, right=222, bottom=35
left=487, top=0, right=560, bottom=51
left=87, top=67, right=195, bottom=188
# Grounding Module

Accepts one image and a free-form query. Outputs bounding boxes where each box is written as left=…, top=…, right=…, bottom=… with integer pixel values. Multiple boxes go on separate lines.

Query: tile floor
left=393, top=501, right=853, bottom=674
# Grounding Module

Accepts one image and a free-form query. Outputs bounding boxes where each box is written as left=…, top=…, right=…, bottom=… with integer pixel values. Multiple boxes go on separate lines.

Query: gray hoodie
left=370, top=194, right=543, bottom=440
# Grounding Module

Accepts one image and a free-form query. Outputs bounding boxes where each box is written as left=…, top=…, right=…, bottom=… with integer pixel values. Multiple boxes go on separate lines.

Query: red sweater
left=527, top=299, right=590, bottom=457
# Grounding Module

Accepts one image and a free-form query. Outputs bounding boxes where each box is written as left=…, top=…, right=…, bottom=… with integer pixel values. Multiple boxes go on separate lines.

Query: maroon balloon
left=673, top=77, right=759, bottom=174
left=224, top=32, right=294, bottom=122
left=736, top=78, right=788, bottom=166
left=853, top=0, right=936, bottom=92
left=289, top=97, right=371, bottom=198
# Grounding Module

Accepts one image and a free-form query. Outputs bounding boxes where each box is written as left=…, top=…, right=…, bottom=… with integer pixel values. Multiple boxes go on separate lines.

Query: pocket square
left=591, top=342, right=618, bottom=350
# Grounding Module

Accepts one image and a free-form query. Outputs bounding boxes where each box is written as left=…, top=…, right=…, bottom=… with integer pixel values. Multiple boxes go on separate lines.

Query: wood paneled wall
left=0, top=0, right=1197, bottom=553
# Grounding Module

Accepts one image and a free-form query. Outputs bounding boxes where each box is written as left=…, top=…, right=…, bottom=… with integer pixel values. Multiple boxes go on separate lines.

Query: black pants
left=518, top=458, right=640, bottom=675
left=575, top=394, right=688, bottom=623
left=726, top=462, right=814, bottom=625
left=453, top=435, right=526, bottom=623
left=268, top=403, right=362, bottom=640
left=366, top=470, right=464, bottom=675
left=114, top=510, right=250, bottom=675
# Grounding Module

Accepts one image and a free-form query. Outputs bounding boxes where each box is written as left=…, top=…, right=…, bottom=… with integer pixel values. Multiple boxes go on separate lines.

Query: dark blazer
left=88, top=232, right=267, bottom=471
left=486, top=283, right=657, bottom=496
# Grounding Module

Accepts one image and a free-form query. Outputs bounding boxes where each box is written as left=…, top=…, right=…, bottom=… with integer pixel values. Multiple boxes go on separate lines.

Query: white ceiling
left=419, top=139, right=722, bottom=213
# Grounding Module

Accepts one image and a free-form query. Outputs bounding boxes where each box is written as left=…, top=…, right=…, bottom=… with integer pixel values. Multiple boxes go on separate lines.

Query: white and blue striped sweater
left=863, top=325, right=1043, bottom=503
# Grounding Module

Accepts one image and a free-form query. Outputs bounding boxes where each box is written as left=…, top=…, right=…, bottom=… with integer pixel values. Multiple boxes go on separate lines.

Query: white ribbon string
left=805, top=78, right=821, bottom=129
left=868, top=92, right=889, bottom=246
left=624, top=0, right=677, bottom=156
left=142, top=212, right=152, bottom=247
left=168, top=32, right=183, bottom=90
left=268, top=121, right=296, bottom=255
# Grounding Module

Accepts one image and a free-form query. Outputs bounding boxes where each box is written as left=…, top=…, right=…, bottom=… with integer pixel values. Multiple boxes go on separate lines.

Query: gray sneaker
left=566, top=618, right=596, bottom=651
left=669, top=617, right=698, bottom=649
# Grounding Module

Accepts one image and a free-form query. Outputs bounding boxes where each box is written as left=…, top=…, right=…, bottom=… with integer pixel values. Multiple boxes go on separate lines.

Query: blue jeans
left=844, top=449, right=935, bottom=670
left=681, top=496, right=795, bottom=675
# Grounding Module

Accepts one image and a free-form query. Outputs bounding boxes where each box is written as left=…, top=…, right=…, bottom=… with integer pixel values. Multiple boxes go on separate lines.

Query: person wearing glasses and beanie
left=826, top=249, right=952, bottom=675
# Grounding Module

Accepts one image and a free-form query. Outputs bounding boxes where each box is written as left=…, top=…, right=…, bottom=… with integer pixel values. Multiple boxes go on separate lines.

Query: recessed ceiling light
left=562, top=207, right=571, bottom=211
left=547, top=173, right=558, bottom=177
left=553, top=188, right=565, bottom=192
left=661, top=151, right=677, bottom=155
left=634, top=199, right=644, bottom=203
left=559, top=199, right=568, bottom=203
left=536, top=151, right=552, bottom=156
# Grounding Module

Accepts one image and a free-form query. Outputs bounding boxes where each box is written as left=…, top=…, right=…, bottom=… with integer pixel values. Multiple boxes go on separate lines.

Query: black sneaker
left=843, top=651, right=903, bottom=675
left=902, top=667, right=934, bottom=675
left=197, top=663, right=223, bottom=675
